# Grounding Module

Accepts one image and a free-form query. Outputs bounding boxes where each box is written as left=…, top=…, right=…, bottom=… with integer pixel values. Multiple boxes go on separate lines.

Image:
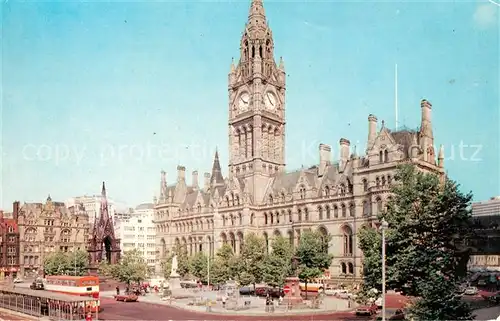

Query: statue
left=168, top=254, right=181, bottom=292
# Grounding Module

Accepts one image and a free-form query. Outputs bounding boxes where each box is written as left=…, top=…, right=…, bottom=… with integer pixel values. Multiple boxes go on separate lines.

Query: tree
left=173, top=244, right=190, bottom=278
left=239, top=233, right=266, bottom=287
left=263, top=236, right=293, bottom=286
left=210, top=243, right=235, bottom=285
left=358, top=164, right=475, bottom=320
left=189, top=252, right=208, bottom=282
left=44, top=250, right=89, bottom=276
left=112, top=249, right=148, bottom=285
left=98, top=260, right=116, bottom=277
left=295, top=230, right=333, bottom=296
left=160, top=253, right=174, bottom=279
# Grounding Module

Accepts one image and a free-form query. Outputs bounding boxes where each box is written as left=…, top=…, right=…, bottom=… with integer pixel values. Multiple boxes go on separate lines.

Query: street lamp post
left=380, top=219, right=389, bottom=321
left=74, top=230, right=80, bottom=276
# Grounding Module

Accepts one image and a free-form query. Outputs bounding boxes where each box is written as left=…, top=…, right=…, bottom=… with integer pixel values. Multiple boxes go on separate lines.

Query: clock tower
left=228, top=0, right=286, bottom=196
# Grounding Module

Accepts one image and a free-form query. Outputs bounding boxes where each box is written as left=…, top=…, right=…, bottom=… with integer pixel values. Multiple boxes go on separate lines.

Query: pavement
left=98, top=297, right=368, bottom=320
left=100, top=289, right=354, bottom=316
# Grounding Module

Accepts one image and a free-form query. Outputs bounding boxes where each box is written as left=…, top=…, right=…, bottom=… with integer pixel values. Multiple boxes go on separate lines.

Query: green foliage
left=112, top=249, right=148, bottom=285
left=98, top=260, right=116, bottom=277
left=263, top=236, right=293, bottom=286
left=295, top=230, right=333, bottom=282
left=189, top=252, right=208, bottom=282
left=237, top=271, right=255, bottom=286
left=238, top=233, right=266, bottom=285
left=210, top=243, right=235, bottom=284
left=173, top=244, right=190, bottom=278
left=358, top=164, right=475, bottom=320
left=409, top=272, right=474, bottom=320
left=160, top=252, right=174, bottom=279
left=44, top=250, right=88, bottom=276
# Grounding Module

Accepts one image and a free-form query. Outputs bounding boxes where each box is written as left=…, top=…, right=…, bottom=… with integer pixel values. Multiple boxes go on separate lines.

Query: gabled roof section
left=388, top=128, right=419, bottom=159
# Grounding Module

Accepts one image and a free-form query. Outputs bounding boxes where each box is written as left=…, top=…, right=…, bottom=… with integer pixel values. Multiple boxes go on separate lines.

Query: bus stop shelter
left=0, top=286, right=98, bottom=320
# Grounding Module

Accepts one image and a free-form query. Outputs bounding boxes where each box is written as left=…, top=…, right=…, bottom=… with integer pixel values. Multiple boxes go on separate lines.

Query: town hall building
left=154, top=0, right=445, bottom=283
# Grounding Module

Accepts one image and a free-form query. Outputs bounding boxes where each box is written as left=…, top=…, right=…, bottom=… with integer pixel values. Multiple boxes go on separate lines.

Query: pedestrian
left=116, top=285, right=120, bottom=296
left=85, top=312, right=92, bottom=321
left=222, top=295, right=227, bottom=308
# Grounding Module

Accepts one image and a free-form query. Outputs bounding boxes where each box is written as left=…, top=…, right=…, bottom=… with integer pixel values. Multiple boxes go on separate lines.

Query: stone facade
left=154, top=0, right=445, bottom=282
left=15, top=197, right=90, bottom=277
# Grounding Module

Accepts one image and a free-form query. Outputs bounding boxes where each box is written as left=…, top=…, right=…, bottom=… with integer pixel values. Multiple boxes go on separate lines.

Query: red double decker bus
left=44, top=275, right=101, bottom=312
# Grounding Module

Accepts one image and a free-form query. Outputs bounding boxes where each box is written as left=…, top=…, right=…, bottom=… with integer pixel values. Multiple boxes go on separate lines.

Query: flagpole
left=395, top=63, right=398, bottom=131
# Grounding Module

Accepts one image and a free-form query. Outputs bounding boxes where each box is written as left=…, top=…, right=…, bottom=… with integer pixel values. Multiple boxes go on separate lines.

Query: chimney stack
left=192, top=171, right=199, bottom=189
left=13, top=201, right=20, bottom=221
left=340, top=138, right=351, bottom=165
left=318, top=144, right=331, bottom=177
left=204, top=172, right=211, bottom=191
left=367, top=114, right=378, bottom=151
left=177, top=165, right=186, bottom=182
left=420, top=99, right=434, bottom=163
left=438, top=145, right=444, bottom=168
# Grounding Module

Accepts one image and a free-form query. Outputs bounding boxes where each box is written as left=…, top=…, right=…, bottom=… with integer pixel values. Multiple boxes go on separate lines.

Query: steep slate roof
left=388, top=128, right=420, bottom=158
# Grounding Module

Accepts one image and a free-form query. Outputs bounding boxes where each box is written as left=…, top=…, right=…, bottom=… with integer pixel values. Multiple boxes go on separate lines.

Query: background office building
left=114, top=203, right=156, bottom=271
left=468, top=196, right=500, bottom=270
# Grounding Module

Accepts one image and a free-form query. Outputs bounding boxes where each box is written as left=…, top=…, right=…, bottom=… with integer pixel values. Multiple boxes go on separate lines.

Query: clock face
left=265, top=92, right=276, bottom=110
left=238, top=93, right=250, bottom=111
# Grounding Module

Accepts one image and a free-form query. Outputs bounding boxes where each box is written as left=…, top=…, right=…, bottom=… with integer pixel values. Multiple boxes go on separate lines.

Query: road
left=98, top=298, right=367, bottom=320
left=0, top=311, right=26, bottom=320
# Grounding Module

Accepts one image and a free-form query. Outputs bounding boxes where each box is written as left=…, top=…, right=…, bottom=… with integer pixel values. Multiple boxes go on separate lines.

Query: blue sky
left=1, top=0, right=498, bottom=210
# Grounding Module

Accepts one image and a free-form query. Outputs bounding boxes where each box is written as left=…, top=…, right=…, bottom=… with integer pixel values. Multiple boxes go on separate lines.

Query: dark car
left=267, top=287, right=284, bottom=298
left=389, top=309, right=406, bottom=320
left=30, top=280, right=44, bottom=290
left=255, top=287, right=267, bottom=297
left=239, top=286, right=255, bottom=296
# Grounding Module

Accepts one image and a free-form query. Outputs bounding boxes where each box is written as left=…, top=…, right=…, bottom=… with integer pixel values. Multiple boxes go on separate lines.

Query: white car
left=13, top=278, right=23, bottom=283
left=375, top=297, right=383, bottom=308
left=464, top=287, right=478, bottom=295
left=325, top=289, right=347, bottom=296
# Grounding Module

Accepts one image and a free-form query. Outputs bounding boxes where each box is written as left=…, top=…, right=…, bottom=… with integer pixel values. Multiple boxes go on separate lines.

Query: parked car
left=464, top=287, right=478, bottom=295
left=375, top=297, right=383, bottom=308
left=115, top=294, right=138, bottom=302
left=180, top=281, right=198, bottom=288
left=30, top=279, right=44, bottom=290
left=325, top=289, right=347, bottom=296
left=355, top=303, right=378, bottom=316
left=389, top=309, right=406, bottom=320
left=255, top=287, right=267, bottom=297
left=239, top=286, right=255, bottom=296
left=13, top=278, right=23, bottom=284
left=267, top=287, right=284, bottom=298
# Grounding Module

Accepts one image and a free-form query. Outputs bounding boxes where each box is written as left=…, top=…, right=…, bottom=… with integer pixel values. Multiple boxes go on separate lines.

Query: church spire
left=100, top=181, right=109, bottom=222
left=211, top=149, right=224, bottom=186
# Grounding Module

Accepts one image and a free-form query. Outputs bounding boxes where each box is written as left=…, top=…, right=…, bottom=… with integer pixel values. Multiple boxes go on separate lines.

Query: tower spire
left=100, top=181, right=109, bottom=222
left=247, top=0, right=267, bottom=33
left=211, top=149, right=224, bottom=186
